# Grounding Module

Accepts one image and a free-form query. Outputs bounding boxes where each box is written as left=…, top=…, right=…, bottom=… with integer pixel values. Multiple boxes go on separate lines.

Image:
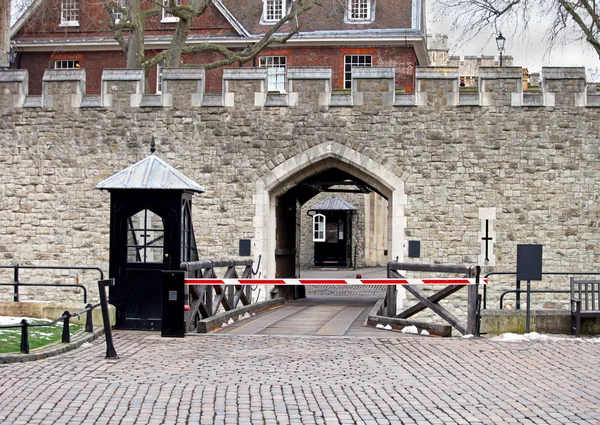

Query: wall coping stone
left=353, top=66, right=395, bottom=79
left=287, top=67, right=332, bottom=80
left=80, top=95, right=102, bottom=108
left=23, top=96, right=41, bottom=107
left=542, top=67, right=586, bottom=80
left=458, top=92, right=479, bottom=106
left=0, top=69, right=27, bottom=82
left=478, top=67, right=522, bottom=79
left=416, top=66, right=459, bottom=79
left=140, top=94, right=163, bottom=107
left=161, top=68, right=205, bottom=80
left=394, top=94, right=415, bottom=106
left=42, top=69, right=86, bottom=82
left=101, top=69, right=145, bottom=81
left=587, top=94, right=600, bottom=107
left=223, top=68, right=267, bottom=80
left=201, top=93, right=223, bottom=107
left=330, top=93, right=352, bottom=106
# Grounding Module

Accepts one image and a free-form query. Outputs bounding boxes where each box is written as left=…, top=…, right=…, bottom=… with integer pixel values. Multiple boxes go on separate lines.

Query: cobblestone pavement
left=1, top=331, right=599, bottom=425
left=302, top=267, right=387, bottom=298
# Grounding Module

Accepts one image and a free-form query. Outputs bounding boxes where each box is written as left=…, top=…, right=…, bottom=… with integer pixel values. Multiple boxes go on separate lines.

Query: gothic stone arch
left=253, top=142, right=407, bottom=284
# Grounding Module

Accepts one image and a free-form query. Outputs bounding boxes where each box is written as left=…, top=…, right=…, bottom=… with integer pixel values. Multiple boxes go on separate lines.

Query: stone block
left=478, top=67, right=522, bottom=107
left=161, top=67, right=204, bottom=108
left=0, top=70, right=28, bottom=108
left=223, top=68, right=267, bottom=108
left=101, top=69, right=144, bottom=109
left=42, top=69, right=86, bottom=110
left=415, top=67, right=459, bottom=108
left=352, top=67, right=395, bottom=106
left=287, top=67, right=331, bottom=107
left=542, top=67, right=586, bottom=107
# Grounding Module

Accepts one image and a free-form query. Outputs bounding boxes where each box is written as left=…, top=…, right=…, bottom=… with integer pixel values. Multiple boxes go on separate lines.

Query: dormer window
left=60, top=0, right=79, bottom=27
left=347, top=0, right=372, bottom=22
left=162, top=0, right=182, bottom=23
left=264, top=0, right=285, bottom=22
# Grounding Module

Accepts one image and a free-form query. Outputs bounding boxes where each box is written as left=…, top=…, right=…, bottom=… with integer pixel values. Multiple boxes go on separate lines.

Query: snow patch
left=420, top=330, right=430, bottom=336
left=401, top=325, right=418, bottom=334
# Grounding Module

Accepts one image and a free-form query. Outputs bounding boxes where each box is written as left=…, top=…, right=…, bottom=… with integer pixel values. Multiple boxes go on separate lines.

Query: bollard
left=61, top=311, right=72, bottom=343
left=98, top=279, right=118, bottom=359
left=20, top=319, right=29, bottom=354
left=85, top=303, right=94, bottom=332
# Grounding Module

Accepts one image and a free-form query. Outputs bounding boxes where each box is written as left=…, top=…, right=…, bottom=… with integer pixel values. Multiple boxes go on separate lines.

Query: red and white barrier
left=184, top=278, right=487, bottom=286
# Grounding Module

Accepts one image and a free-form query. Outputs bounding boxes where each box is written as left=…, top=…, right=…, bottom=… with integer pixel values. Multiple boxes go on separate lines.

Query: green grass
left=0, top=319, right=83, bottom=354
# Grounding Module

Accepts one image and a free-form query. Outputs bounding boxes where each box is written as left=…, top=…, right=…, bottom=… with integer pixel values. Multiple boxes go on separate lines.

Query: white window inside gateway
left=344, top=55, right=372, bottom=89
left=348, top=0, right=370, bottom=21
left=259, top=56, right=287, bottom=92
left=60, top=0, right=79, bottom=26
left=162, top=0, right=182, bottom=23
left=264, top=0, right=286, bottom=22
left=313, top=214, right=326, bottom=242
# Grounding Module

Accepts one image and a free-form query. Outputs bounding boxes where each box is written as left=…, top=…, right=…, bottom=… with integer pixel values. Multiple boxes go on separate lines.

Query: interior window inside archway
left=127, top=209, right=164, bottom=263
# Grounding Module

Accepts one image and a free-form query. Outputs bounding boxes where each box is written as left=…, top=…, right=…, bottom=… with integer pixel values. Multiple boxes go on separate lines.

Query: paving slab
left=1, top=331, right=600, bottom=424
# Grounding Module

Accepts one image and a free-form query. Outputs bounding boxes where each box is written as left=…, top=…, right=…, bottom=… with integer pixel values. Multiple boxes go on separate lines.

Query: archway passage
left=254, top=142, right=406, bottom=301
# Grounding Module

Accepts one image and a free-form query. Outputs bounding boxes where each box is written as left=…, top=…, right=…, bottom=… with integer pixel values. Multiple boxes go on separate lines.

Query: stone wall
left=0, top=66, right=598, bottom=323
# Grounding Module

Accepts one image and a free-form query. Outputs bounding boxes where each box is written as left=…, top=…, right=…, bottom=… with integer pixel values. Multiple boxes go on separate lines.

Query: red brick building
left=11, top=0, right=428, bottom=95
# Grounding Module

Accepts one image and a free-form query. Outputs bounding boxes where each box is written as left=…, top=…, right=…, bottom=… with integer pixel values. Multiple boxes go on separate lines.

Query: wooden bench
left=570, top=278, right=600, bottom=337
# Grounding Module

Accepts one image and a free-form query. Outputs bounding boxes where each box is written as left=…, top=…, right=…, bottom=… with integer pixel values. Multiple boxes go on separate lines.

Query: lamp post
left=496, top=32, right=506, bottom=66
left=1, top=48, right=17, bottom=70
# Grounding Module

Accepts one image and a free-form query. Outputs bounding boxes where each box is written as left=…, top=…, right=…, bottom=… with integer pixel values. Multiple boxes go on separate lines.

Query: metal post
left=85, top=303, right=94, bottom=333
left=61, top=311, right=71, bottom=343
left=98, top=279, right=118, bottom=359
left=516, top=278, right=521, bottom=310
left=13, top=264, right=19, bottom=302
left=525, top=280, right=531, bottom=333
left=20, top=319, right=29, bottom=354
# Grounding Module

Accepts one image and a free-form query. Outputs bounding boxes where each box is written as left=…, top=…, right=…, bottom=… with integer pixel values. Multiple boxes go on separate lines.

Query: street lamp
left=1, top=48, right=17, bottom=70
left=496, top=32, right=506, bottom=66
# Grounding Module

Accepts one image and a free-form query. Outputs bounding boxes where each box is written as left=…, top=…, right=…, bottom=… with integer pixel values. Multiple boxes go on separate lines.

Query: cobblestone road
left=1, top=331, right=600, bottom=425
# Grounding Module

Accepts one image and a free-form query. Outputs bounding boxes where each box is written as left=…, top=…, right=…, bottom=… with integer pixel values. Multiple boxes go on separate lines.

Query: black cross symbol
left=481, top=220, right=493, bottom=262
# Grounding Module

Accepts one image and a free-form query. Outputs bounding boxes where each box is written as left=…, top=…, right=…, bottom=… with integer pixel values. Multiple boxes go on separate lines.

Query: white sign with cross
left=478, top=207, right=496, bottom=267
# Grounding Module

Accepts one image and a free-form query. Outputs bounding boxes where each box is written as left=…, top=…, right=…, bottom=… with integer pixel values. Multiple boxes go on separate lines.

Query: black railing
left=0, top=279, right=118, bottom=359
left=483, top=271, right=600, bottom=310
left=0, top=265, right=103, bottom=302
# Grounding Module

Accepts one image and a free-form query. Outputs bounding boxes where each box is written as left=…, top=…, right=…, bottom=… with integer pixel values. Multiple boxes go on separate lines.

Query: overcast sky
left=426, top=0, right=600, bottom=78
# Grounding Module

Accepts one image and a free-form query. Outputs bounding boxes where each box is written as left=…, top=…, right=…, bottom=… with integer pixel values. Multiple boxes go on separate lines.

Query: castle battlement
left=0, top=66, right=598, bottom=110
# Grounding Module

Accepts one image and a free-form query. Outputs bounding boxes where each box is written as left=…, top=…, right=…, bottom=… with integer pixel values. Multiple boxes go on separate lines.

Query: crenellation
left=0, top=70, right=28, bottom=108
left=542, top=67, right=586, bottom=107
left=1, top=66, right=598, bottom=110
left=478, top=67, right=522, bottom=107
left=101, top=69, right=145, bottom=110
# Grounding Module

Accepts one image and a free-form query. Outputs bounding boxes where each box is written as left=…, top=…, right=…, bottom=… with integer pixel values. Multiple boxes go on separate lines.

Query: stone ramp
left=218, top=296, right=409, bottom=337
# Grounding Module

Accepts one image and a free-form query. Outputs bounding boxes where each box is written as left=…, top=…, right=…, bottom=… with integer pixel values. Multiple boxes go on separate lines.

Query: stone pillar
left=223, top=68, right=267, bottom=108
left=478, top=67, right=523, bottom=106
left=0, top=70, right=28, bottom=108
left=161, top=68, right=204, bottom=108
left=415, top=67, right=458, bottom=109
left=352, top=67, right=395, bottom=106
left=101, top=69, right=144, bottom=109
left=542, top=67, right=586, bottom=107
left=287, top=67, right=331, bottom=107
left=42, top=69, right=86, bottom=109
left=0, top=0, right=9, bottom=68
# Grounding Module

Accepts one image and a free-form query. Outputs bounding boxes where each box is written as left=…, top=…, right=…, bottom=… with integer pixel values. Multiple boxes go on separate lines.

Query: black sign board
left=408, top=240, right=421, bottom=258
left=239, top=239, right=251, bottom=257
left=516, top=244, right=543, bottom=281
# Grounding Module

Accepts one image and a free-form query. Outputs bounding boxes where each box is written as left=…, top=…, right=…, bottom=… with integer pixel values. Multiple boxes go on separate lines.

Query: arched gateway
left=253, top=142, right=407, bottom=297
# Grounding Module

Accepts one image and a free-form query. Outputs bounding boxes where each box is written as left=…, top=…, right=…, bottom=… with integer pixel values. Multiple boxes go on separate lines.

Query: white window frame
left=313, top=214, right=326, bottom=242
left=344, top=54, right=372, bottom=89
left=156, top=61, right=164, bottom=94
left=263, top=0, right=286, bottom=23
left=112, top=0, right=126, bottom=23
left=162, top=0, right=182, bottom=23
left=54, top=60, right=80, bottom=69
left=60, top=0, right=79, bottom=27
left=347, top=0, right=370, bottom=21
left=259, top=56, right=287, bottom=92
